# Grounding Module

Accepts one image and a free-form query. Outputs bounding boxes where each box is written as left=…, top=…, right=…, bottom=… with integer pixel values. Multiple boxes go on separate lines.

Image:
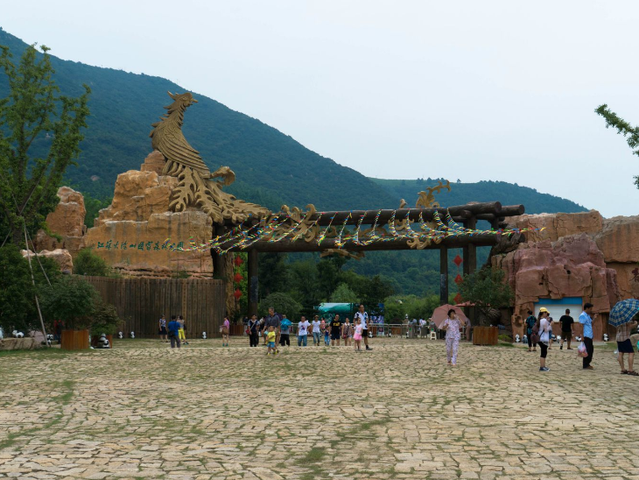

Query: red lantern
left=454, top=293, right=463, bottom=304
left=234, top=273, right=243, bottom=284
left=453, top=255, right=463, bottom=267
left=233, top=288, right=242, bottom=300
left=234, top=256, right=244, bottom=267
left=454, top=274, right=463, bottom=284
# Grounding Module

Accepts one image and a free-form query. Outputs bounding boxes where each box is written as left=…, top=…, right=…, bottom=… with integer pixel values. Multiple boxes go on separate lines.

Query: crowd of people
left=159, top=314, right=190, bottom=349
left=523, top=303, right=636, bottom=374
left=245, top=304, right=375, bottom=353
left=157, top=303, right=632, bottom=373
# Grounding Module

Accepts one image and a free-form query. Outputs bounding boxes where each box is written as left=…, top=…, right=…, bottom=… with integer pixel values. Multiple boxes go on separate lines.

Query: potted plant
left=40, top=276, right=99, bottom=350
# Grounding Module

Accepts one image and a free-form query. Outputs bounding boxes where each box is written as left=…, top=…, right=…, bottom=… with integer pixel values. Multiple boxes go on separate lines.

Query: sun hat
left=539, top=307, right=549, bottom=313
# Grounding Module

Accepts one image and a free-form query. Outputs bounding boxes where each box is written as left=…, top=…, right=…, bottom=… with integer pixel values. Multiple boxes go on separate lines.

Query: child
left=324, top=321, right=330, bottom=346
left=342, top=317, right=352, bottom=347
left=266, top=325, right=277, bottom=355
left=353, top=318, right=363, bottom=351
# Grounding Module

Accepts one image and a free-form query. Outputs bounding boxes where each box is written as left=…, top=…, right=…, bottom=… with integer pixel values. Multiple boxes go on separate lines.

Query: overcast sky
left=4, top=1, right=639, bottom=217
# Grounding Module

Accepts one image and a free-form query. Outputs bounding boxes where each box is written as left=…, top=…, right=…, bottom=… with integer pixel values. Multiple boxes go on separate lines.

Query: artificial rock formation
left=34, top=186, right=87, bottom=256
left=21, top=248, right=74, bottom=274
left=495, top=210, right=639, bottom=340
left=84, top=151, right=213, bottom=278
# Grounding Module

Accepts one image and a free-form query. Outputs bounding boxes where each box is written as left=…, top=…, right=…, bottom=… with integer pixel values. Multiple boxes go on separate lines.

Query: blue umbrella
left=609, top=299, right=639, bottom=327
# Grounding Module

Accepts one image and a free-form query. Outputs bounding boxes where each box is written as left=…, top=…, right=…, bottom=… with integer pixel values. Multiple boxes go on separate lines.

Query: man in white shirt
left=297, top=316, right=310, bottom=347
left=311, top=315, right=321, bottom=346
left=354, top=304, right=372, bottom=351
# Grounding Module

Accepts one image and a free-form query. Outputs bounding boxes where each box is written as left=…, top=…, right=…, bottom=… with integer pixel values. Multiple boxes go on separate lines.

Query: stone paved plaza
left=1, top=338, right=637, bottom=480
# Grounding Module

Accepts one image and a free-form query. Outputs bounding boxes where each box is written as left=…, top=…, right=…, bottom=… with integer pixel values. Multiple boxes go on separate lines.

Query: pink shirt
left=223, top=319, right=230, bottom=329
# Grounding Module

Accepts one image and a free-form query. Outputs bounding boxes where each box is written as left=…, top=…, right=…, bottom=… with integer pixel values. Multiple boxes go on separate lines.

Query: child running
left=266, top=325, right=277, bottom=355
left=353, top=318, right=363, bottom=351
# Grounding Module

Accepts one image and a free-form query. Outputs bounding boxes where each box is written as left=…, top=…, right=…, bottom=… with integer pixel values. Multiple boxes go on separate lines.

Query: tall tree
left=458, top=267, right=513, bottom=326
left=595, top=104, right=639, bottom=188
left=0, top=43, right=90, bottom=246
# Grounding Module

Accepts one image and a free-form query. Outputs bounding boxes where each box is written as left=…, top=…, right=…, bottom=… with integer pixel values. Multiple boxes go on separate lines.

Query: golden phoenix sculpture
left=150, top=92, right=270, bottom=224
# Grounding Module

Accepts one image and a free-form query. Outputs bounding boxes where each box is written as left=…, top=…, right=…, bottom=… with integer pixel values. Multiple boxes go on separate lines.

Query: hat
left=539, top=307, right=549, bottom=313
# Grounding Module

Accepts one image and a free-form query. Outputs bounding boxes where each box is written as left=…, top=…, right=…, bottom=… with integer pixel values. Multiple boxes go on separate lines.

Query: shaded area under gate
left=85, top=276, right=226, bottom=338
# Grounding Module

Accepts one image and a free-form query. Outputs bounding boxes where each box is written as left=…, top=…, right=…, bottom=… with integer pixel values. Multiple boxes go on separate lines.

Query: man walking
left=297, top=315, right=310, bottom=347
left=280, top=314, right=292, bottom=347
left=312, top=315, right=321, bottom=346
left=559, top=308, right=574, bottom=350
left=330, top=314, right=342, bottom=346
left=579, top=303, right=597, bottom=370
left=262, top=307, right=282, bottom=352
left=354, top=304, right=372, bottom=351
left=167, top=315, right=181, bottom=349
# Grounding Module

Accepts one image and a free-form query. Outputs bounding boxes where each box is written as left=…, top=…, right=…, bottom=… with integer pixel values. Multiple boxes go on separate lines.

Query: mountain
left=371, top=178, right=587, bottom=215
left=0, top=28, right=398, bottom=212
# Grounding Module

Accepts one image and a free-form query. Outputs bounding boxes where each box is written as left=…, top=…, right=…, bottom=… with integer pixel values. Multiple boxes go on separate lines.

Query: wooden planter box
left=91, top=335, right=113, bottom=348
left=391, top=327, right=403, bottom=336
left=472, top=326, right=498, bottom=345
left=230, top=324, right=244, bottom=336
left=61, top=329, right=90, bottom=350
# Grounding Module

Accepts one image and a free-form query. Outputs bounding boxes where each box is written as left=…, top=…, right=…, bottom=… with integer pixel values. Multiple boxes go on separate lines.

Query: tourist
left=419, top=318, right=427, bottom=338
left=525, top=310, right=537, bottom=352
left=248, top=314, right=259, bottom=347
left=617, top=317, right=638, bottom=375
left=280, top=314, right=292, bottom=347
left=441, top=309, right=462, bottom=367
left=158, top=315, right=168, bottom=342
left=537, top=308, right=552, bottom=371
left=221, top=316, right=230, bottom=347
left=263, top=307, right=282, bottom=352
left=559, top=309, right=574, bottom=350
left=167, top=315, right=181, bottom=349
left=177, top=315, right=185, bottom=344
left=354, top=304, right=372, bottom=351
left=323, top=319, right=330, bottom=346
left=330, top=314, right=342, bottom=346
left=297, top=315, right=310, bottom=346
left=312, top=315, right=321, bottom=346
left=179, top=315, right=189, bottom=345
left=579, top=303, right=597, bottom=370
left=353, top=317, right=363, bottom=351
left=266, top=325, right=277, bottom=355
left=342, top=317, right=352, bottom=347
left=320, top=317, right=327, bottom=345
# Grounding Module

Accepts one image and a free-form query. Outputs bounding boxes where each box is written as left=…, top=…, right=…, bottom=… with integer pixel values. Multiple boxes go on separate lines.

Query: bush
left=91, top=300, right=123, bottom=335
left=258, top=292, right=302, bottom=319
left=74, top=248, right=111, bottom=276
left=0, top=245, right=60, bottom=334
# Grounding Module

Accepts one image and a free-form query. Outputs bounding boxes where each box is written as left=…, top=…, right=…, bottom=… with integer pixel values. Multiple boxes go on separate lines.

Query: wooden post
left=248, top=249, right=258, bottom=318
left=463, top=217, right=477, bottom=276
left=212, top=226, right=227, bottom=279
left=440, top=247, right=448, bottom=305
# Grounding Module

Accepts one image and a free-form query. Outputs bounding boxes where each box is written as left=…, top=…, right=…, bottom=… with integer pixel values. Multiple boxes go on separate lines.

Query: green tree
left=39, top=275, right=98, bottom=330
left=0, top=43, right=90, bottom=246
left=330, top=283, right=358, bottom=303
left=258, top=292, right=302, bottom=319
left=596, top=104, right=639, bottom=188
left=0, top=244, right=60, bottom=333
left=258, top=253, right=290, bottom=299
left=73, top=248, right=111, bottom=276
left=83, top=193, right=111, bottom=228
left=458, top=267, right=513, bottom=325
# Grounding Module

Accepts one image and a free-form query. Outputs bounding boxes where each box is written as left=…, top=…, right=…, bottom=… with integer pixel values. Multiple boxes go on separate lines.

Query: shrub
left=74, top=248, right=111, bottom=276
left=40, top=276, right=99, bottom=330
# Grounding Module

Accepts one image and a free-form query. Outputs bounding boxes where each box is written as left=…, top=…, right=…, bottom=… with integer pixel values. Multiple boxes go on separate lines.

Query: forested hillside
left=0, top=28, right=398, bottom=211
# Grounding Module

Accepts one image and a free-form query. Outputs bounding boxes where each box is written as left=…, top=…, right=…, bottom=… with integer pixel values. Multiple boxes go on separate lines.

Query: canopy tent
left=315, top=303, right=357, bottom=319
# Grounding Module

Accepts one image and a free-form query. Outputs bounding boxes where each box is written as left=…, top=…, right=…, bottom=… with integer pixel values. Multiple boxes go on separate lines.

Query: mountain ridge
left=0, top=27, right=586, bottom=217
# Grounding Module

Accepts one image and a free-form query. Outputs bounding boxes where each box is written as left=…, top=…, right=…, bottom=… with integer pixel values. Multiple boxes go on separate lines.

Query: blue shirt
left=280, top=318, right=292, bottom=334
left=579, top=311, right=593, bottom=339
left=167, top=320, right=180, bottom=337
